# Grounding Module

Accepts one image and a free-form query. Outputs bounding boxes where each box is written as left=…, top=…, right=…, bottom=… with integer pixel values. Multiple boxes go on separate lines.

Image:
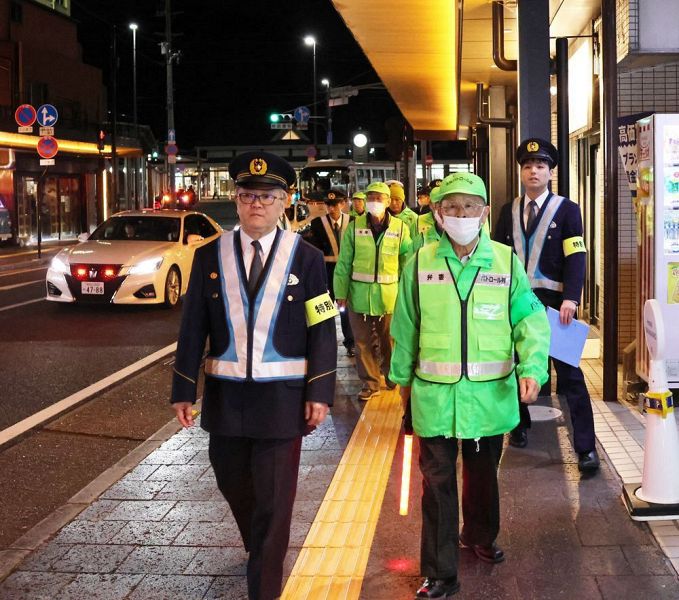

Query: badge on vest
left=476, top=273, right=510, bottom=287
left=473, top=303, right=505, bottom=320
left=304, top=292, right=339, bottom=326
left=288, top=273, right=299, bottom=286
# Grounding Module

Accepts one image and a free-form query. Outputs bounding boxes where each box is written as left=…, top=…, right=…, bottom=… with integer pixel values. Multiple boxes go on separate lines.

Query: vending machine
left=636, top=114, right=679, bottom=386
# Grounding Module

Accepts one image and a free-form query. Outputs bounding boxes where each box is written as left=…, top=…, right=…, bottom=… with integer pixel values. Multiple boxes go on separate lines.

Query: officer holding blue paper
left=493, top=138, right=599, bottom=473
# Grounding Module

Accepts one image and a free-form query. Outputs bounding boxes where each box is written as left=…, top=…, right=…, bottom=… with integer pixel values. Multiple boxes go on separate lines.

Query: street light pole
left=129, top=22, right=139, bottom=209
left=322, top=78, right=332, bottom=146
left=164, top=0, right=176, bottom=200
left=304, top=35, right=317, bottom=146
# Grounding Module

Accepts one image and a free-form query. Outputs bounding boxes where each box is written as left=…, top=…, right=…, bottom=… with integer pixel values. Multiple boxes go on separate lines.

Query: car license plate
left=81, top=282, right=104, bottom=295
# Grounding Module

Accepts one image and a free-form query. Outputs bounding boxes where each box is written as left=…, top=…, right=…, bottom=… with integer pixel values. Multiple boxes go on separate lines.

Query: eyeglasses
left=237, top=192, right=283, bottom=206
left=439, top=201, right=486, bottom=216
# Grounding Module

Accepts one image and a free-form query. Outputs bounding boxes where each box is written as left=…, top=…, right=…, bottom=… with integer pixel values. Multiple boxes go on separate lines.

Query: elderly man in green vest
left=335, top=181, right=412, bottom=401
left=389, top=173, right=550, bottom=599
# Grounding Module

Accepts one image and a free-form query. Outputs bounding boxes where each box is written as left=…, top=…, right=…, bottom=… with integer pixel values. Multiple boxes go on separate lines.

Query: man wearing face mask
left=350, top=191, right=366, bottom=217
left=387, top=181, right=418, bottom=230
left=493, top=138, right=599, bottom=473
left=411, top=184, right=443, bottom=252
left=334, top=181, right=412, bottom=401
left=389, top=173, right=550, bottom=599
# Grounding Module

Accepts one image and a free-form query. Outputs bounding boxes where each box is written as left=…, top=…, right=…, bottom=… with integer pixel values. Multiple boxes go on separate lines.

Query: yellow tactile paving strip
left=281, top=391, right=403, bottom=599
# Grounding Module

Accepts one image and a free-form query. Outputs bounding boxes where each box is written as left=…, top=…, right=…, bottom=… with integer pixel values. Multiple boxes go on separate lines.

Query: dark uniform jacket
left=493, top=192, right=586, bottom=308
left=171, top=230, right=337, bottom=439
left=307, top=213, right=352, bottom=298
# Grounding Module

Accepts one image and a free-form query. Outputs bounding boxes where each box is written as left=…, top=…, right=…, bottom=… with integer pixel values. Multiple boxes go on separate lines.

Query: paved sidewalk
left=2, top=349, right=679, bottom=598
left=0, top=241, right=73, bottom=272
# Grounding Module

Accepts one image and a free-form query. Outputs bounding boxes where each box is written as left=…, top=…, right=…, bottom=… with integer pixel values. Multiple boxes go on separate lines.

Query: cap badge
left=249, top=158, right=267, bottom=175
left=527, top=141, right=540, bottom=152
left=327, top=192, right=335, bottom=200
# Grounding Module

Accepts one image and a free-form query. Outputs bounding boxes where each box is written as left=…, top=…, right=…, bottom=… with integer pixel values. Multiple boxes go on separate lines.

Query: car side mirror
left=186, top=233, right=204, bottom=245
left=77, top=233, right=89, bottom=243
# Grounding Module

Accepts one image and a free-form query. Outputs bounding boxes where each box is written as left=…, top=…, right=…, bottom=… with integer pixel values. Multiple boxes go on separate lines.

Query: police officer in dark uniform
left=493, top=138, right=599, bottom=473
left=171, top=151, right=338, bottom=600
left=307, top=188, right=355, bottom=356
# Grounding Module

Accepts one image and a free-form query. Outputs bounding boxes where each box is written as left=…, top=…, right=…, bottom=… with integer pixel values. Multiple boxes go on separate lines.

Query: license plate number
left=81, top=282, right=104, bottom=295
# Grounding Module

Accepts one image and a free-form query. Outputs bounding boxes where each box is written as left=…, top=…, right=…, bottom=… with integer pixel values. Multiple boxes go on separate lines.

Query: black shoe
left=345, top=345, right=355, bottom=357
left=578, top=449, right=600, bottom=472
left=415, top=576, right=460, bottom=598
left=508, top=427, right=527, bottom=448
left=460, top=538, right=505, bottom=564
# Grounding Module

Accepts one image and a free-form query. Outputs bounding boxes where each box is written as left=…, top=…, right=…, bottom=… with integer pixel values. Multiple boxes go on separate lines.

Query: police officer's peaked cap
left=438, top=172, right=487, bottom=203
left=229, top=151, right=297, bottom=190
left=310, top=188, right=347, bottom=205
left=427, top=179, right=443, bottom=193
left=516, top=138, right=558, bottom=169
left=365, top=181, right=391, bottom=196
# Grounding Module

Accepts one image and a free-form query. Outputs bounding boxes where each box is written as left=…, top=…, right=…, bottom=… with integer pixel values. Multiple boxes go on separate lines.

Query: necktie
left=248, top=240, right=263, bottom=296
left=333, top=221, right=341, bottom=248
left=526, top=200, right=538, bottom=231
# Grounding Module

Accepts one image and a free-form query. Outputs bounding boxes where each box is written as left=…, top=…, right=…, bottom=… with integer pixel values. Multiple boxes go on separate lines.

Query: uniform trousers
left=209, top=434, right=302, bottom=600
left=419, top=435, right=503, bottom=578
left=348, top=310, right=392, bottom=392
left=517, top=356, right=596, bottom=453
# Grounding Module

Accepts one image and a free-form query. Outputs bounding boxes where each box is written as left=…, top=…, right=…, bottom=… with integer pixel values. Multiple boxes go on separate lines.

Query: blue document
left=546, top=306, right=590, bottom=367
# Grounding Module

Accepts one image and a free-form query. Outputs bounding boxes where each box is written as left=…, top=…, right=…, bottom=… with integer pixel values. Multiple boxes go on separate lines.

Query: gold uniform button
left=211, top=292, right=219, bottom=299
left=210, top=272, right=218, bottom=279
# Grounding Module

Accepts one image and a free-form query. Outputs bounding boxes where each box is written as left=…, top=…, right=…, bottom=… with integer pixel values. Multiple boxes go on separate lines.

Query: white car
left=46, top=209, right=222, bottom=308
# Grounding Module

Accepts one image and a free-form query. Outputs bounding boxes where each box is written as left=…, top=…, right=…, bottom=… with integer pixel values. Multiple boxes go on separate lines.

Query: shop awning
left=0, top=131, right=141, bottom=157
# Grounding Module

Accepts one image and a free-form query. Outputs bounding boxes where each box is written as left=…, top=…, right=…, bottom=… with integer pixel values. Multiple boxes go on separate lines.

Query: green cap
left=352, top=191, right=366, bottom=200
left=437, top=172, right=487, bottom=203
left=365, top=181, right=391, bottom=196
left=429, top=186, right=443, bottom=204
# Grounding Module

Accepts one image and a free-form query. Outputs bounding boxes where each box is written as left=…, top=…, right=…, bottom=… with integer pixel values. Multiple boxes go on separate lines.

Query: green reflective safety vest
left=351, top=213, right=403, bottom=285
left=416, top=241, right=515, bottom=383
left=391, top=206, right=418, bottom=230
left=411, top=212, right=441, bottom=252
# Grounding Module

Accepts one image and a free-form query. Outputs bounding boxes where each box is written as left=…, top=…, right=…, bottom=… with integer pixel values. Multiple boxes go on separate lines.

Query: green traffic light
left=270, top=113, right=280, bottom=123
left=152, top=151, right=159, bottom=158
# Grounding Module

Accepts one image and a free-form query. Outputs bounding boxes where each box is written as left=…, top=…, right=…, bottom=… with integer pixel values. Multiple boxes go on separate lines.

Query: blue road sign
left=294, top=106, right=311, bottom=125
left=168, top=129, right=176, bottom=142
left=37, top=104, right=59, bottom=127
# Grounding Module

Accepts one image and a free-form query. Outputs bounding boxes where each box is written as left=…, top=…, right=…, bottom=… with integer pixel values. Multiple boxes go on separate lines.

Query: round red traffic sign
left=15, top=104, right=37, bottom=127
left=165, top=143, right=178, bottom=156
left=37, top=136, right=59, bottom=159
left=425, top=154, right=434, bottom=166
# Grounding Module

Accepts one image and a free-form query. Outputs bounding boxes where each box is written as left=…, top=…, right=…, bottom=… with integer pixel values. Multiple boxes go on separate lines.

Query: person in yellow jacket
left=335, top=181, right=413, bottom=401
left=389, top=172, right=549, bottom=599
left=387, top=181, right=418, bottom=230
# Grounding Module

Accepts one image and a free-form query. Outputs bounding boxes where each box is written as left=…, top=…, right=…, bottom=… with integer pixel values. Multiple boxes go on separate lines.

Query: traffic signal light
left=97, top=129, right=106, bottom=151
left=270, top=113, right=280, bottom=123
left=269, top=113, right=294, bottom=123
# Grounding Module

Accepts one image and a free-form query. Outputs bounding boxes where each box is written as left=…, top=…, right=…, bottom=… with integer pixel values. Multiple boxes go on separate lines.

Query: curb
left=0, top=257, right=52, bottom=273
left=0, top=417, right=184, bottom=582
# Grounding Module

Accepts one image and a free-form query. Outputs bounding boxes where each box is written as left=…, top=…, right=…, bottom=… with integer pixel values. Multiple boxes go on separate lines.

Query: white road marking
left=0, top=266, right=48, bottom=278
left=0, top=279, right=44, bottom=291
left=0, top=342, right=178, bottom=447
left=0, top=297, right=44, bottom=312
left=0, top=247, right=59, bottom=260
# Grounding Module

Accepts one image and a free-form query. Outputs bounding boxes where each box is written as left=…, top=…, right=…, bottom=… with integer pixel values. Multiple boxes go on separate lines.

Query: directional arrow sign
left=37, top=104, right=59, bottom=127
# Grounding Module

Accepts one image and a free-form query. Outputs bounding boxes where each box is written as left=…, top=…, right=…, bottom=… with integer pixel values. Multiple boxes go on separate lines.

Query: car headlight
left=128, top=257, right=164, bottom=275
left=50, top=256, right=70, bottom=274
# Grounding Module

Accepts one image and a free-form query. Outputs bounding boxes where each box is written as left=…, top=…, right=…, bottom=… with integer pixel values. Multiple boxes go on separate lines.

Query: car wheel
left=163, top=267, right=181, bottom=308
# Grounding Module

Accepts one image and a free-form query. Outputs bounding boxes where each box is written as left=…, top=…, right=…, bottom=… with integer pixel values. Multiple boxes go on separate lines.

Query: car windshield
left=89, top=216, right=181, bottom=242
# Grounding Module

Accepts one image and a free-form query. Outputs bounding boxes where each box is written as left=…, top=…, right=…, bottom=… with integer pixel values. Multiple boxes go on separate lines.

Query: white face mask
left=433, top=207, right=443, bottom=227
left=442, top=215, right=481, bottom=246
left=366, top=201, right=386, bottom=217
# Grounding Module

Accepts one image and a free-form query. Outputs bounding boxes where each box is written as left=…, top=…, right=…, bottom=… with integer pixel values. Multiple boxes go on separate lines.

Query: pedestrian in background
left=171, top=151, right=337, bottom=600
left=334, top=181, right=412, bottom=401
left=387, top=181, right=418, bottom=230
left=389, top=172, right=549, bottom=599
left=493, top=138, right=599, bottom=473
left=350, top=191, right=366, bottom=217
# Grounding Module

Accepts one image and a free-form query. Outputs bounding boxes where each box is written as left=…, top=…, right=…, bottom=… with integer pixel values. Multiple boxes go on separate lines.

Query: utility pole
left=163, top=0, right=176, bottom=199
left=111, top=25, right=118, bottom=214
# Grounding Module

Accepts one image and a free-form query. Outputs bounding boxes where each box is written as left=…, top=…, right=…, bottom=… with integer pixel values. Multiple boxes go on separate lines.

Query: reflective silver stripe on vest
left=377, top=273, right=398, bottom=284
left=320, top=215, right=340, bottom=262
left=205, top=230, right=307, bottom=380
left=418, top=359, right=513, bottom=378
left=418, top=270, right=454, bottom=284
left=512, top=195, right=565, bottom=290
left=351, top=271, right=375, bottom=283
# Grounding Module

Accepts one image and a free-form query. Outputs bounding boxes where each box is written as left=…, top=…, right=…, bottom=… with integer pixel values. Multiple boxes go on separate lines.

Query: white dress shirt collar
left=240, top=227, right=278, bottom=273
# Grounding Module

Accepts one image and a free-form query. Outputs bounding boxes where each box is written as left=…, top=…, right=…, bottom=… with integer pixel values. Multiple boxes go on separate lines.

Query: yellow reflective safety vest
left=415, top=241, right=515, bottom=383
left=351, top=213, right=404, bottom=285
left=204, top=230, right=307, bottom=382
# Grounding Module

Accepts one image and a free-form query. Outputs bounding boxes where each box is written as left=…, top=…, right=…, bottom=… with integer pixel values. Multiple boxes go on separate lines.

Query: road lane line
left=0, top=266, right=48, bottom=278
left=0, top=298, right=45, bottom=312
left=0, top=342, right=178, bottom=447
left=0, top=279, right=44, bottom=291
left=0, top=247, right=59, bottom=260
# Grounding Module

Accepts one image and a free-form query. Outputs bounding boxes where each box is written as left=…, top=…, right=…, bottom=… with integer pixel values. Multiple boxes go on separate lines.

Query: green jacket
left=334, top=213, right=412, bottom=316
left=411, top=212, right=441, bottom=253
left=390, top=206, right=418, bottom=230
left=389, top=230, right=550, bottom=439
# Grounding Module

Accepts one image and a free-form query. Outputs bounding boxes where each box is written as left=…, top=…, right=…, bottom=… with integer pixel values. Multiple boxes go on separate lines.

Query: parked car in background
left=46, top=209, right=222, bottom=308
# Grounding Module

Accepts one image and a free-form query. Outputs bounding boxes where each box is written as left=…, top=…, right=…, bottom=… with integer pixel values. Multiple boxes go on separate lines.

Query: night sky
left=71, top=0, right=404, bottom=152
